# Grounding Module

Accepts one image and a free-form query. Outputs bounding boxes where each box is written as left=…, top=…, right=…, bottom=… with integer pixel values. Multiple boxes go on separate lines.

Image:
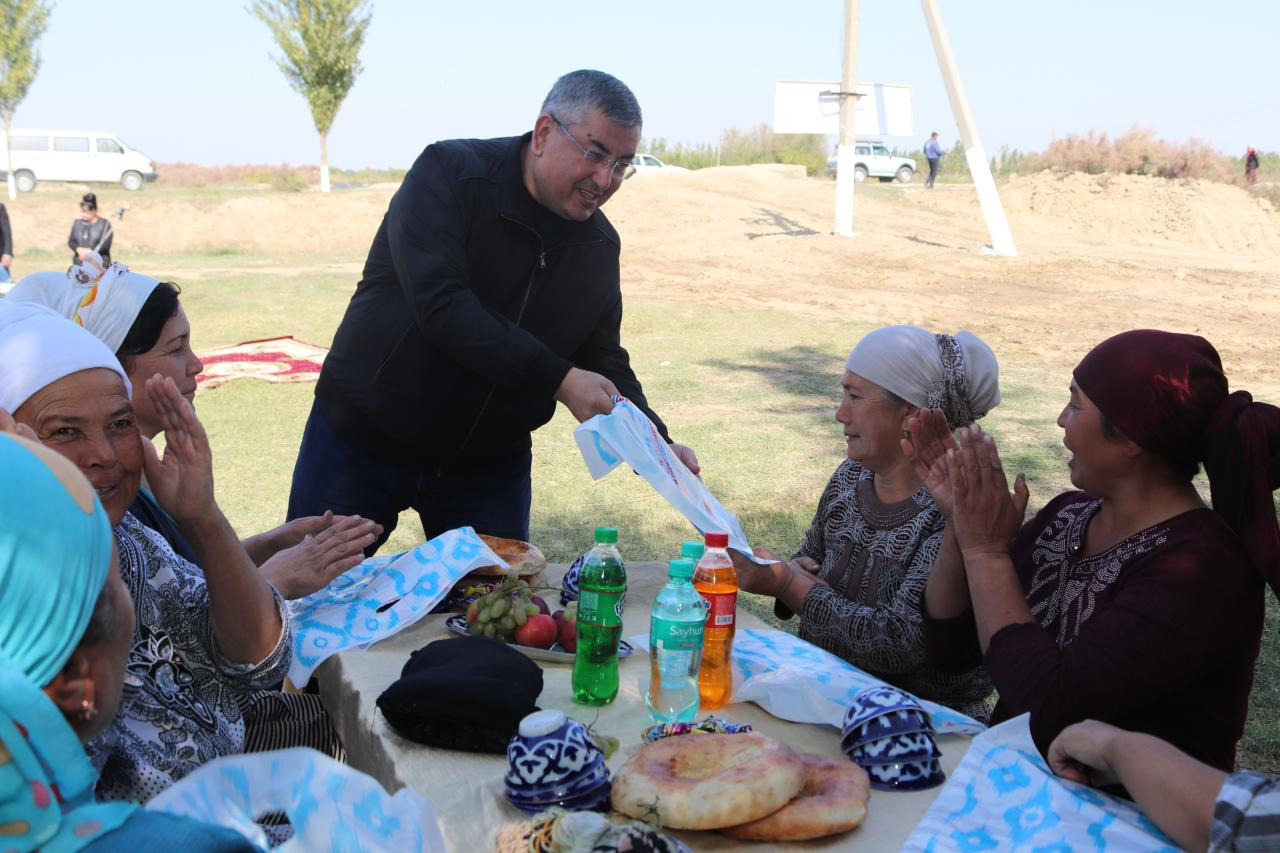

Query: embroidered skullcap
left=6, top=251, right=161, bottom=353
left=1074, top=329, right=1280, bottom=590
left=845, top=325, right=1001, bottom=429
left=0, top=301, right=132, bottom=414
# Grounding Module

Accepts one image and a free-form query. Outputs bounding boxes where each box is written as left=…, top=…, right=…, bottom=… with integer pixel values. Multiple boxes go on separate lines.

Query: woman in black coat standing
left=69, top=192, right=114, bottom=266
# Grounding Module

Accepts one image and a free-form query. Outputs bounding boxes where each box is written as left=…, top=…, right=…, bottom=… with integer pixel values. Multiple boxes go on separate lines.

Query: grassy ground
left=143, top=250, right=1280, bottom=774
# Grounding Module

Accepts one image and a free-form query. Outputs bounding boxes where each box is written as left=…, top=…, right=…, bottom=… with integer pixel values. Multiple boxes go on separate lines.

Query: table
left=317, top=563, right=971, bottom=852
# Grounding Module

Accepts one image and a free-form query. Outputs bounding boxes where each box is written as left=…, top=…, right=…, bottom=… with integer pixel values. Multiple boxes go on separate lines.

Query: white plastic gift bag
left=288, top=527, right=503, bottom=684
left=574, top=397, right=757, bottom=556
left=903, top=714, right=1177, bottom=852
left=730, top=628, right=986, bottom=735
left=147, top=747, right=446, bottom=852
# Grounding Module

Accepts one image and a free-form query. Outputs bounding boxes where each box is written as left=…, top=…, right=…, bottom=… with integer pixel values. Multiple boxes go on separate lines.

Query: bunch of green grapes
left=466, top=568, right=542, bottom=642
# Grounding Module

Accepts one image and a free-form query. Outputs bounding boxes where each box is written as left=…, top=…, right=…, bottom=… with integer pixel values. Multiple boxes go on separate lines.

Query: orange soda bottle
left=693, top=531, right=737, bottom=709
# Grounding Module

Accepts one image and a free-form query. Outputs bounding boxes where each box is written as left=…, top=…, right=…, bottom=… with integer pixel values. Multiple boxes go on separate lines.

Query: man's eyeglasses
left=550, top=113, right=632, bottom=179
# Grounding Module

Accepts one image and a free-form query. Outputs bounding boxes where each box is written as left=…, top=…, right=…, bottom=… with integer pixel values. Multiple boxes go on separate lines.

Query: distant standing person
left=69, top=192, right=113, bottom=267
left=1245, top=146, right=1260, bottom=185
left=924, top=132, right=945, bottom=189
left=0, top=201, right=11, bottom=286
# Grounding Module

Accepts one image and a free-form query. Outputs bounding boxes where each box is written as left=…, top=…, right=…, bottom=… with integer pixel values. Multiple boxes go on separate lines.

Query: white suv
left=626, top=153, right=689, bottom=177
left=1, top=129, right=158, bottom=191
left=826, top=142, right=915, bottom=183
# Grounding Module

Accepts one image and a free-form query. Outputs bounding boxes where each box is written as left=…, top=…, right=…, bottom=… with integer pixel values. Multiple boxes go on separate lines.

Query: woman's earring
left=79, top=699, right=99, bottom=721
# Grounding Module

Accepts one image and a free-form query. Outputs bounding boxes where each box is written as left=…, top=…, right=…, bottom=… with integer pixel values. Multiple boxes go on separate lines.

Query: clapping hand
left=260, top=511, right=382, bottom=599
left=139, top=374, right=217, bottom=525
left=902, top=409, right=960, bottom=518
left=944, top=426, right=1030, bottom=559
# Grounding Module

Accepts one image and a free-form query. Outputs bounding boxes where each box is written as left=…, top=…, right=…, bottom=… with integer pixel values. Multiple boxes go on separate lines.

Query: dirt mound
left=1001, top=171, right=1279, bottom=255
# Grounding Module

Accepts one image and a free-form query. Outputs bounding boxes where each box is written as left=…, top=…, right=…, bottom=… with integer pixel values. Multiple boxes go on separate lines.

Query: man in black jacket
left=288, top=70, right=698, bottom=552
left=0, top=202, right=12, bottom=286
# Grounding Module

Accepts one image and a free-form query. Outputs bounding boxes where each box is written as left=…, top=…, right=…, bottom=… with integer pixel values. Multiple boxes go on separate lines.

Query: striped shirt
left=1211, top=771, right=1280, bottom=852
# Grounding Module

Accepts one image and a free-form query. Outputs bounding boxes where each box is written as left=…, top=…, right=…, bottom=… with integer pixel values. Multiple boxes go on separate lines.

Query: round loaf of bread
left=611, top=732, right=805, bottom=830
left=471, top=535, right=547, bottom=577
left=722, top=753, right=870, bottom=841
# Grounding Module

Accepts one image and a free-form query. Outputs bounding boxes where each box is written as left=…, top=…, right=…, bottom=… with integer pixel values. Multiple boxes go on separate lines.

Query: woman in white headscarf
left=0, top=301, right=292, bottom=806
left=731, top=325, right=1002, bottom=719
left=6, top=253, right=380, bottom=597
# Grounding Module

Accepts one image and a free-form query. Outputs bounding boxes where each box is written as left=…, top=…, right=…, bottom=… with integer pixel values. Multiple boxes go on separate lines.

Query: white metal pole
left=920, top=0, right=1017, bottom=256
left=834, top=0, right=860, bottom=236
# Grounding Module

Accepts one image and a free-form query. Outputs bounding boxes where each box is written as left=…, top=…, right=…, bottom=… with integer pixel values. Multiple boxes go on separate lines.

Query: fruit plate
left=444, top=615, right=635, bottom=664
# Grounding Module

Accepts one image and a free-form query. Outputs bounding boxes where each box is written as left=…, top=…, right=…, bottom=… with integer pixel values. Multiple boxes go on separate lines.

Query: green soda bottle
left=680, top=540, right=705, bottom=565
left=572, top=527, right=627, bottom=705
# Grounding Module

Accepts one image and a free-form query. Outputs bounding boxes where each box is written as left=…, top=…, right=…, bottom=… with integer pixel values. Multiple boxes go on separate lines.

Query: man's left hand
left=670, top=442, right=700, bottom=476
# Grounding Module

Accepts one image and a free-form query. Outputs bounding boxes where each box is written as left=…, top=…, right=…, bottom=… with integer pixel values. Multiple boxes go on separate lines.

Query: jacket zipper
left=438, top=221, right=550, bottom=474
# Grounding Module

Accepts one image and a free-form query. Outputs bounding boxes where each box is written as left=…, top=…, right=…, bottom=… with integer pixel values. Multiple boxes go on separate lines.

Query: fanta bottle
left=693, top=531, right=737, bottom=709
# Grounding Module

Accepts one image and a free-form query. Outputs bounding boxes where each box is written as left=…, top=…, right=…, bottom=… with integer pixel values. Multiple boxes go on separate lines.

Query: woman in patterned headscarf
left=920, top=329, right=1280, bottom=773
left=731, top=325, right=1002, bottom=719
left=0, top=428, right=253, bottom=851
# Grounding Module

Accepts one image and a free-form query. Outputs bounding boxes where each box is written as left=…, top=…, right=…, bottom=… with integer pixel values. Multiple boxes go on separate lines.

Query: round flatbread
left=611, top=732, right=805, bottom=830
left=722, top=753, right=870, bottom=842
left=468, top=535, right=547, bottom=577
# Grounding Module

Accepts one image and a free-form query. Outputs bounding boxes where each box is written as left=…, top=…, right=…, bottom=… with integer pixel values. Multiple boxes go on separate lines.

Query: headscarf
left=0, top=432, right=135, bottom=851
left=0, top=301, right=132, bottom=414
left=1074, top=329, right=1280, bottom=591
left=6, top=252, right=161, bottom=353
left=845, top=325, right=1001, bottom=428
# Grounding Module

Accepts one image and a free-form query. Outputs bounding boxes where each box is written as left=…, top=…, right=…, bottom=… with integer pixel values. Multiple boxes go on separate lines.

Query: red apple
left=557, top=617, right=577, bottom=653
left=466, top=600, right=481, bottom=626
left=514, top=614, right=558, bottom=649
left=531, top=595, right=551, bottom=616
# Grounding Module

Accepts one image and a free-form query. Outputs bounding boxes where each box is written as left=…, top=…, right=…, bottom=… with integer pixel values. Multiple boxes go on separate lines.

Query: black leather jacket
left=315, top=133, right=668, bottom=470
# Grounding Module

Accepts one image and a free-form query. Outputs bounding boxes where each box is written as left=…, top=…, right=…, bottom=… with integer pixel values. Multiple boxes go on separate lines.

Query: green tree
left=251, top=0, right=371, bottom=192
left=0, top=0, right=50, bottom=200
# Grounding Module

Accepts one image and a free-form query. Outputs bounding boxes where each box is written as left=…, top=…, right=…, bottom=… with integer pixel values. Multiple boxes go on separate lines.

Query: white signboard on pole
left=773, top=80, right=913, bottom=137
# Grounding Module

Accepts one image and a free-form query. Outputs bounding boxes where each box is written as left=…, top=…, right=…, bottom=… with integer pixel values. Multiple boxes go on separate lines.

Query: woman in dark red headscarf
left=915, top=330, right=1280, bottom=772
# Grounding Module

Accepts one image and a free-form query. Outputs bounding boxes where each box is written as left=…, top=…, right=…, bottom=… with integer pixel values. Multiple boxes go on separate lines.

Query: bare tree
left=0, top=0, right=50, bottom=199
left=251, top=0, right=371, bottom=192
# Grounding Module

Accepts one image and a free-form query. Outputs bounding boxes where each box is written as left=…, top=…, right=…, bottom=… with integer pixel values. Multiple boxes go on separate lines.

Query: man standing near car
left=924, top=132, right=945, bottom=188
left=288, top=69, right=699, bottom=552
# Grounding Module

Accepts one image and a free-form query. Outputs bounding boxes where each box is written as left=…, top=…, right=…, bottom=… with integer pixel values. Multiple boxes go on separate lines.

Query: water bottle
left=646, top=558, right=705, bottom=723
left=572, top=526, right=626, bottom=706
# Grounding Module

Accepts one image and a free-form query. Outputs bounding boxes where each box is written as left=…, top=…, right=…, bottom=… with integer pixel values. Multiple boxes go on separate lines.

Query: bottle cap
left=704, top=531, right=729, bottom=548
left=594, top=526, right=619, bottom=544
left=680, top=541, right=705, bottom=560
left=668, top=558, right=694, bottom=579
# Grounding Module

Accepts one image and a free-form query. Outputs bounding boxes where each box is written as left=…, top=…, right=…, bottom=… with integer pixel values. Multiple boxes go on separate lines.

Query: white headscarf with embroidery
left=845, top=325, right=1001, bottom=429
left=5, top=251, right=161, bottom=353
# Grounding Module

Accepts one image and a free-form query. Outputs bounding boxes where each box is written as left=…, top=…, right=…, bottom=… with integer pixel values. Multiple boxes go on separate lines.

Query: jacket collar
left=498, top=132, right=620, bottom=249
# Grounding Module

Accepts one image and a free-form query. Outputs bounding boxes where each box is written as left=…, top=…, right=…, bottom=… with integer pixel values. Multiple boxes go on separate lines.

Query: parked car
left=626, top=153, right=689, bottom=177
left=826, top=142, right=915, bottom=183
left=0, top=129, right=157, bottom=191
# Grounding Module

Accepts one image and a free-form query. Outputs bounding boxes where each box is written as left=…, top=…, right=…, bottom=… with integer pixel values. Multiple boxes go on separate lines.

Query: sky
left=13, top=0, right=1275, bottom=169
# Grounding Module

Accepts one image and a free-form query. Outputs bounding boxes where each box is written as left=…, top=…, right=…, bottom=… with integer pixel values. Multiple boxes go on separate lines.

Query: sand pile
left=1001, top=171, right=1278, bottom=255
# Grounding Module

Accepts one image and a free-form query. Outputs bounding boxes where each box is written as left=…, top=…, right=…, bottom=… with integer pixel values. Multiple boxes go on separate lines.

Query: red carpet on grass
left=195, top=336, right=327, bottom=390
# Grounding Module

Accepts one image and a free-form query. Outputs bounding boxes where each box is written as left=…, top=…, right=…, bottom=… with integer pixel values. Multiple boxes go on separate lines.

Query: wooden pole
left=920, top=0, right=1017, bottom=256
left=834, top=0, right=859, bottom=236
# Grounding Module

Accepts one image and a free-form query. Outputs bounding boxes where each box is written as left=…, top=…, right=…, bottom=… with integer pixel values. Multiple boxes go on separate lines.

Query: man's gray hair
left=540, top=70, right=642, bottom=129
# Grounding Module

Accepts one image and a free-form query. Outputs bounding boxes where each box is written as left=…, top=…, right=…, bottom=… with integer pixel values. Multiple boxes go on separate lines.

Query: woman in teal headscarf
left=0, top=429, right=254, bottom=851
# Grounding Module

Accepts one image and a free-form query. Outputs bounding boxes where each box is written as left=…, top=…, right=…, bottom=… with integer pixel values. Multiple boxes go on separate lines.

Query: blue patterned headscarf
left=0, top=432, right=135, bottom=851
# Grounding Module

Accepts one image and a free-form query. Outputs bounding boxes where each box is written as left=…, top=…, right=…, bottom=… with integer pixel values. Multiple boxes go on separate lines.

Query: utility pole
left=834, top=0, right=860, bottom=236
left=920, top=0, right=1017, bottom=255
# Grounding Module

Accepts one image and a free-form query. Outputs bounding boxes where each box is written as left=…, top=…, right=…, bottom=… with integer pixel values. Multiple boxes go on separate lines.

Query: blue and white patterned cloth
left=729, top=628, right=986, bottom=735
left=904, top=714, right=1178, bottom=852
left=288, top=527, right=503, bottom=684
left=574, top=397, right=759, bottom=559
left=146, top=747, right=445, bottom=851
